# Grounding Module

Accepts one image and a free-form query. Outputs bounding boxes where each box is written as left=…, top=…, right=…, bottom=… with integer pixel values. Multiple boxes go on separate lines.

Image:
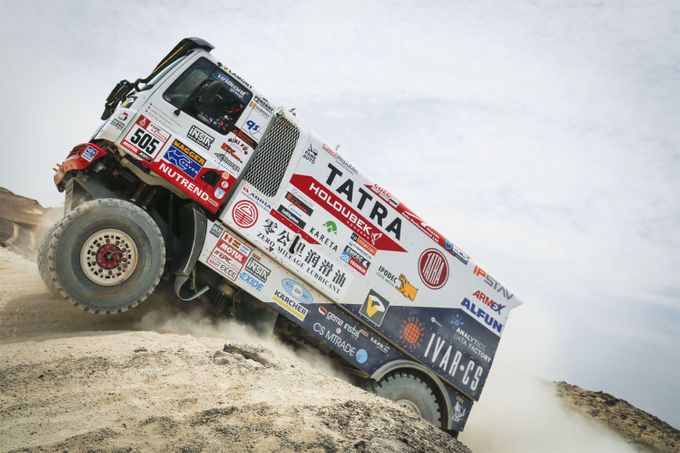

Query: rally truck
left=42, top=37, right=522, bottom=434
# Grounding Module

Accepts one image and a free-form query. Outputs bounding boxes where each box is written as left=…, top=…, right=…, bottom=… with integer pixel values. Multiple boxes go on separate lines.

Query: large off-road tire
left=37, top=221, right=60, bottom=295
left=46, top=198, right=165, bottom=314
left=373, top=371, right=443, bottom=428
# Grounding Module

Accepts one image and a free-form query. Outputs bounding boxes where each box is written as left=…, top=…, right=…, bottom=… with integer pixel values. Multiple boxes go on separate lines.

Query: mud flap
left=173, top=203, right=210, bottom=301
left=64, top=176, right=117, bottom=213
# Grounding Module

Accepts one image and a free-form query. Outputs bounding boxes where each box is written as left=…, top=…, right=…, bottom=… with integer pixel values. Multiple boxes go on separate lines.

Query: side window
left=243, top=115, right=300, bottom=197
left=163, top=58, right=252, bottom=135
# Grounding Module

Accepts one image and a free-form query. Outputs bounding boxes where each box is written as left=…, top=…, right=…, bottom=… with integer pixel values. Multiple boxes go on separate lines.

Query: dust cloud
left=134, top=300, right=347, bottom=380
left=459, top=309, right=637, bottom=453
left=459, top=367, right=637, bottom=452
left=136, top=299, right=639, bottom=451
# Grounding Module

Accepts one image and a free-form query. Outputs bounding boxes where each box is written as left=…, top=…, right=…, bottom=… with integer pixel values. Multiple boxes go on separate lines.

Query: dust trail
left=459, top=367, right=638, bottom=452
left=459, top=309, right=637, bottom=453
left=133, top=301, right=347, bottom=380
left=136, top=295, right=638, bottom=452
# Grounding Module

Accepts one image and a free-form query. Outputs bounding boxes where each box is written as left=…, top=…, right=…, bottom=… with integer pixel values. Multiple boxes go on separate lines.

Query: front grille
left=243, top=115, right=300, bottom=197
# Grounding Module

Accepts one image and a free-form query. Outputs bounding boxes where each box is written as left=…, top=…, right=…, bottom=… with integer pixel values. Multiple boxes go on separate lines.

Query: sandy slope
left=555, top=382, right=680, bottom=453
left=0, top=248, right=469, bottom=453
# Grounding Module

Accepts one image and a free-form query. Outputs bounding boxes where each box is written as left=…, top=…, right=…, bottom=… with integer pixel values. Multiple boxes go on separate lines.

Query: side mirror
left=101, top=80, right=134, bottom=120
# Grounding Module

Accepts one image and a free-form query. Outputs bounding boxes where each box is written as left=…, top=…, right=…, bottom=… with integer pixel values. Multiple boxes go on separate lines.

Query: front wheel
left=37, top=221, right=60, bottom=295
left=47, top=198, right=165, bottom=314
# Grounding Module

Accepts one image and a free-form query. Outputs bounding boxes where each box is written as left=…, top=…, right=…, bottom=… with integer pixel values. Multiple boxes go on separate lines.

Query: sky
left=1, top=0, right=678, bottom=429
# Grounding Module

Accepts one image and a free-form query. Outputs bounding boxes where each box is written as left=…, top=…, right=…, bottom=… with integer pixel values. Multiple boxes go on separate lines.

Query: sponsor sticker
left=370, top=335, right=391, bottom=354
left=453, top=401, right=468, bottom=423
left=240, top=271, right=264, bottom=292
left=206, top=231, right=252, bottom=281
left=397, top=274, right=418, bottom=301
left=282, top=278, right=313, bottom=304
left=359, top=289, right=390, bottom=327
left=340, top=245, right=370, bottom=275
left=157, top=161, right=216, bottom=208
left=254, top=217, right=352, bottom=297
left=324, top=220, right=338, bottom=234
left=245, top=257, right=271, bottom=283
left=350, top=232, right=377, bottom=256
left=318, top=306, right=363, bottom=340
left=220, top=128, right=255, bottom=169
left=303, top=143, right=318, bottom=164
left=232, top=199, right=259, bottom=228
left=277, top=205, right=306, bottom=229
left=284, top=191, right=314, bottom=216
left=473, top=265, right=514, bottom=301
left=399, top=315, right=425, bottom=351
left=272, top=289, right=308, bottom=321
left=216, top=149, right=242, bottom=174
left=187, top=125, right=215, bottom=151
left=444, top=239, right=469, bottom=265
left=209, top=223, right=224, bottom=238
left=245, top=119, right=261, bottom=136
left=82, top=146, right=98, bottom=162
left=211, top=71, right=250, bottom=102
left=423, top=331, right=485, bottom=393
left=312, top=322, right=358, bottom=358
left=322, top=144, right=358, bottom=175
left=253, top=95, right=274, bottom=113
left=241, top=185, right=272, bottom=211
left=289, top=173, right=405, bottom=253
left=375, top=265, right=399, bottom=287
left=452, top=323, right=493, bottom=364
left=162, top=139, right=205, bottom=179
left=355, top=348, right=368, bottom=364
left=121, top=115, right=171, bottom=162
left=418, top=248, right=449, bottom=289
left=460, top=297, right=503, bottom=335
left=472, top=289, right=506, bottom=314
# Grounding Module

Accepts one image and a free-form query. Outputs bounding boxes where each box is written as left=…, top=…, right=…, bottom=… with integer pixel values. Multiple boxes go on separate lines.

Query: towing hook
left=173, top=274, right=210, bottom=302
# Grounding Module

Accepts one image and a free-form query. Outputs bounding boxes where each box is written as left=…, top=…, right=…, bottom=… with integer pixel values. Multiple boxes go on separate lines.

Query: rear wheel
left=47, top=198, right=165, bottom=314
left=373, top=371, right=443, bottom=428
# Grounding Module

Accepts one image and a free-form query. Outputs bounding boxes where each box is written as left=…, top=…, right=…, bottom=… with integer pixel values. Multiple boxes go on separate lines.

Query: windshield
left=163, top=57, right=252, bottom=135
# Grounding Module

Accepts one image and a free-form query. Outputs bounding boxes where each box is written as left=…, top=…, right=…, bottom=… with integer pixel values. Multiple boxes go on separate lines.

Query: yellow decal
left=398, top=274, right=418, bottom=302
left=366, top=295, right=386, bottom=317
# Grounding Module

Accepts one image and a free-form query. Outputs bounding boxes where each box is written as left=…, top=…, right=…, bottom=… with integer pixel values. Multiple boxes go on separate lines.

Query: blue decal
left=163, top=146, right=201, bottom=178
left=246, top=120, right=260, bottom=133
left=82, top=146, right=98, bottom=162
left=282, top=278, right=313, bottom=304
left=240, top=272, right=264, bottom=292
left=356, top=348, right=368, bottom=364
left=461, top=298, right=503, bottom=334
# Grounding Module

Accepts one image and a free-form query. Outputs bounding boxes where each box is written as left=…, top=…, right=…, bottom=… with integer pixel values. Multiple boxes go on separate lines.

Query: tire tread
left=373, top=370, right=443, bottom=428
left=46, top=198, right=165, bottom=315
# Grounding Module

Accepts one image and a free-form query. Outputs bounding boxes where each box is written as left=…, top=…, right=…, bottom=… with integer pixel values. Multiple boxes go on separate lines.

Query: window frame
left=162, top=57, right=253, bottom=136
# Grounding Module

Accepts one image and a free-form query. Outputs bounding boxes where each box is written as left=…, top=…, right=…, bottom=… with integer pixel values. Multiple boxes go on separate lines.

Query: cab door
left=129, top=54, right=263, bottom=213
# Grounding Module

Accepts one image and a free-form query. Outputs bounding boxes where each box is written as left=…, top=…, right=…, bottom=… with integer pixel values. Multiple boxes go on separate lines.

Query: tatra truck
left=42, top=38, right=522, bottom=435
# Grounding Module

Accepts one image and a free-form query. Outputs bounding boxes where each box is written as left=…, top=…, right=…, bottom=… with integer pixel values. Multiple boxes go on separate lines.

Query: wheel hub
left=80, top=229, right=138, bottom=286
left=395, top=399, right=421, bottom=417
